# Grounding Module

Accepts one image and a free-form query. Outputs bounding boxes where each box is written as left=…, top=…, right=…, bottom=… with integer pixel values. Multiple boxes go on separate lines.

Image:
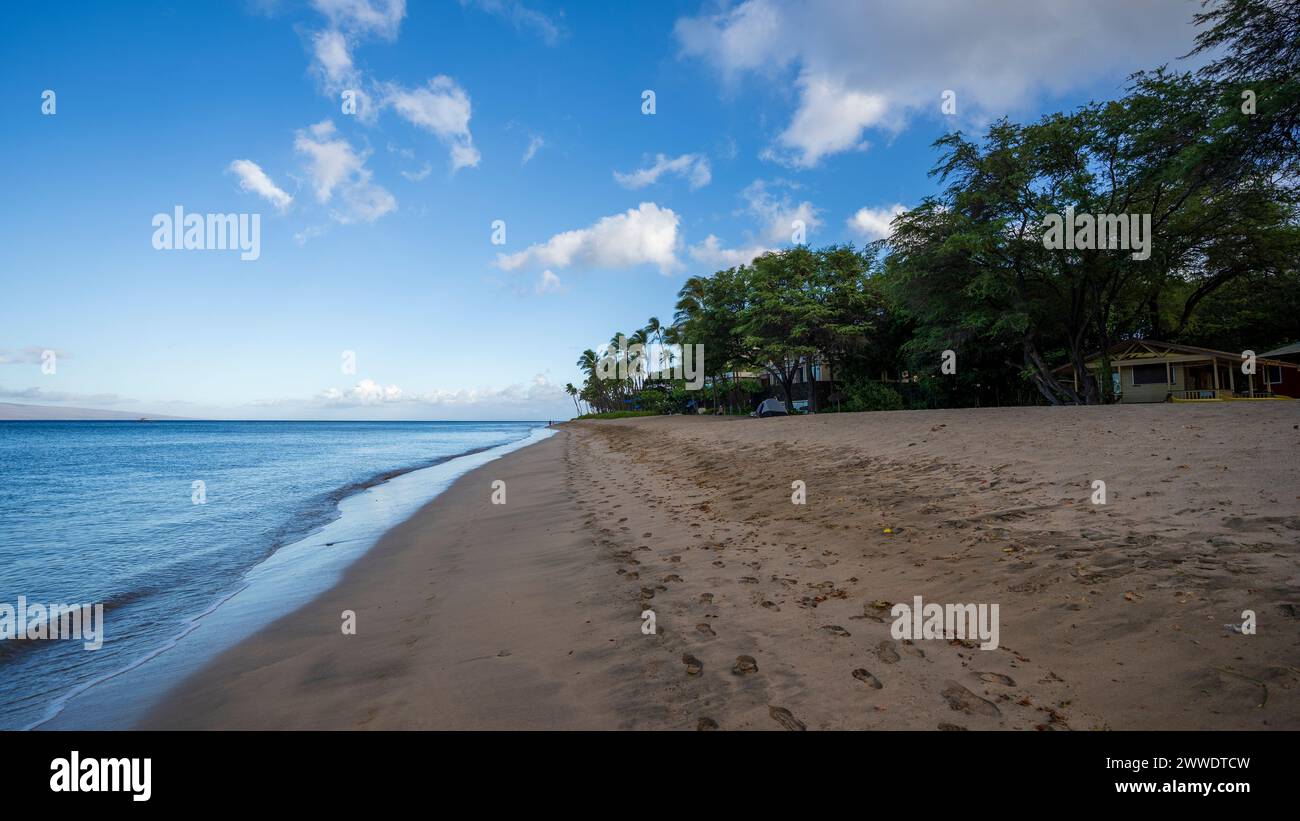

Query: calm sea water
left=0, top=420, right=547, bottom=729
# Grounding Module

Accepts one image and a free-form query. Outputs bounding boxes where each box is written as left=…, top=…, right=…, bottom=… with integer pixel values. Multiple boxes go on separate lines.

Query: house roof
left=1053, top=339, right=1299, bottom=374
left=1261, top=341, right=1300, bottom=358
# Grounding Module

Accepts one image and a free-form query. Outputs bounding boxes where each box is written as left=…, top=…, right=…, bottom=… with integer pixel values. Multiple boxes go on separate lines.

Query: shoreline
left=141, top=404, right=1300, bottom=730
left=139, top=426, right=631, bottom=729
left=30, top=426, right=551, bottom=731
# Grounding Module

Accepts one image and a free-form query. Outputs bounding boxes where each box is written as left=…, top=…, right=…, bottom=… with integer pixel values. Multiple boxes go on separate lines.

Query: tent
left=752, top=397, right=788, bottom=417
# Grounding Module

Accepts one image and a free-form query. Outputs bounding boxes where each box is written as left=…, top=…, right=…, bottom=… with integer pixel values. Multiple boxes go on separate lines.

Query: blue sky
left=0, top=0, right=1207, bottom=419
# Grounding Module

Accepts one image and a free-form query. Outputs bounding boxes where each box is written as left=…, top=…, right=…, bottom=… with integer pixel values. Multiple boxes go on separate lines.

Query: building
left=1058, top=339, right=1298, bottom=403
left=1261, top=342, right=1300, bottom=399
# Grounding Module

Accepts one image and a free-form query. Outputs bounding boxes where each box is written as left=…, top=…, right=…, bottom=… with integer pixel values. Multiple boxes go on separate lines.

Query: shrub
left=841, top=377, right=905, bottom=412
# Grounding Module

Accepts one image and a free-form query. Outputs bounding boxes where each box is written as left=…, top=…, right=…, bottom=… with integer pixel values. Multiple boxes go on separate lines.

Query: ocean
left=0, top=420, right=551, bottom=730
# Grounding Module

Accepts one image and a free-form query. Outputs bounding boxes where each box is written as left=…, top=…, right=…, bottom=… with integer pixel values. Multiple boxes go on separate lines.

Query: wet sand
left=143, top=403, right=1300, bottom=730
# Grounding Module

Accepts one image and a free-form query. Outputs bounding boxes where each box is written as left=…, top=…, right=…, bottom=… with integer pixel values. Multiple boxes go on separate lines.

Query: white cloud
left=522, top=134, right=544, bottom=165
left=685, top=179, right=817, bottom=268
left=676, top=0, right=1204, bottom=166
left=535, top=270, right=562, bottom=294
left=312, top=29, right=353, bottom=84
left=311, top=0, right=406, bottom=39
left=314, top=373, right=567, bottom=407
left=614, top=153, right=711, bottom=190
left=847, top=203, right=906, bottom=241
left=382, top=76, right=481, bottom=171
left=294, top=121, right=361, bottom=202
left=227, top=159, right=293, bottom=212
left=294, top=120, right=396, bottom=224
left=768, top=73, right=886, bottom=167
left=688, top=234, right=774, bottom=268
left=461, top=0, right=564, bottom=45
left=320, top=378, right=404, bottom=404
left=741, top=179, right=820, bottom=243
left=497, top=203, right=682, bottom=275
left=401, top=163, right=432, bottom=181
left=308, top=29, right=378, bottom=123
left=674, top=0, right=786, bottom=77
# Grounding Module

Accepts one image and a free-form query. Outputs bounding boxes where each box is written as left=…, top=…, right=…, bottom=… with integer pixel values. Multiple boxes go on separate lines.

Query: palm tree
left=627, top=328, right=650, bottom=390
left=564, top=383, right=581, bottom=417
left=661, top=323, right=681, bottom=375
left=643, top=316, right=663, bottom=380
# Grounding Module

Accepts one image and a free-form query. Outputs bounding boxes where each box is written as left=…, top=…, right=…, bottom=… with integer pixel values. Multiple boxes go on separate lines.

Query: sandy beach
left=142, top=403, right=1300, bottom=730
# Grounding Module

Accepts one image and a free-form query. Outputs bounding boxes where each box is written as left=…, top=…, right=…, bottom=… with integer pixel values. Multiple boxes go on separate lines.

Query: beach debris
left=941, top=682, right=1001, bottom=717
left=732, top=655, right=758, bottom=675
left=851, top=668, right=883, bottom=689
left=681, top=654, right=703, bottom=676
left=883, top=527, right=894, bottom=535
left=768, top=706, right=806, bottom=731
left=696, top=717, right=719, bottom=731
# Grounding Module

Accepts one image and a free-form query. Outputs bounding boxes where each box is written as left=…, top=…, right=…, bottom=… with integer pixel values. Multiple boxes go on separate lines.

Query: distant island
left=0, top=402, right=187, bottom=421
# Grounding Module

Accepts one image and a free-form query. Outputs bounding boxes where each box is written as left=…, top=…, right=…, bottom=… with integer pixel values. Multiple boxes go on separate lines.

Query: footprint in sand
left=699, top=593, right=714, bottom=604
left=682, top=654, right=704, bottom=676
left=732, top=655, right=758, bottom=675
left=875, top=640, right=901, bottom=664
left=976, top=672, right=1016, bottom=686
left=696, top=623, right=716, bottom=637
left=941, top=682, right=1001, bottom=717
left=852, top=669, right=883, bottom=689
left=821, top=625, right=851, bottom=637
left=697, top=717, right=719, bottom=731
left=768, top=706, right=806, bottom=731
left=937, top=723, right=968, bottom=731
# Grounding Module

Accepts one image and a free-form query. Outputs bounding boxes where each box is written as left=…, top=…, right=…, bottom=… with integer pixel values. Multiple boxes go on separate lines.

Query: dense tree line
left=574, top=0, right=1300, bottom=414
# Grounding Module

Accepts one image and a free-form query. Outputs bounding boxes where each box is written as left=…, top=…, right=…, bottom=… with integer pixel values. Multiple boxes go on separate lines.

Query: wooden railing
left=1168, top=389, right=1289, bottom=401
left=1230, top=390, right=1286, bottom=399
left=1168, top=389, right=1231, bottom=401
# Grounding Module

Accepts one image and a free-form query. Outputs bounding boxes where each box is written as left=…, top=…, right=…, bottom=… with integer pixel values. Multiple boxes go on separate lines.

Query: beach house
left=1058, top=340, right=1298, bottom=403
left=1261, top=342, right=1300, bottom=398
